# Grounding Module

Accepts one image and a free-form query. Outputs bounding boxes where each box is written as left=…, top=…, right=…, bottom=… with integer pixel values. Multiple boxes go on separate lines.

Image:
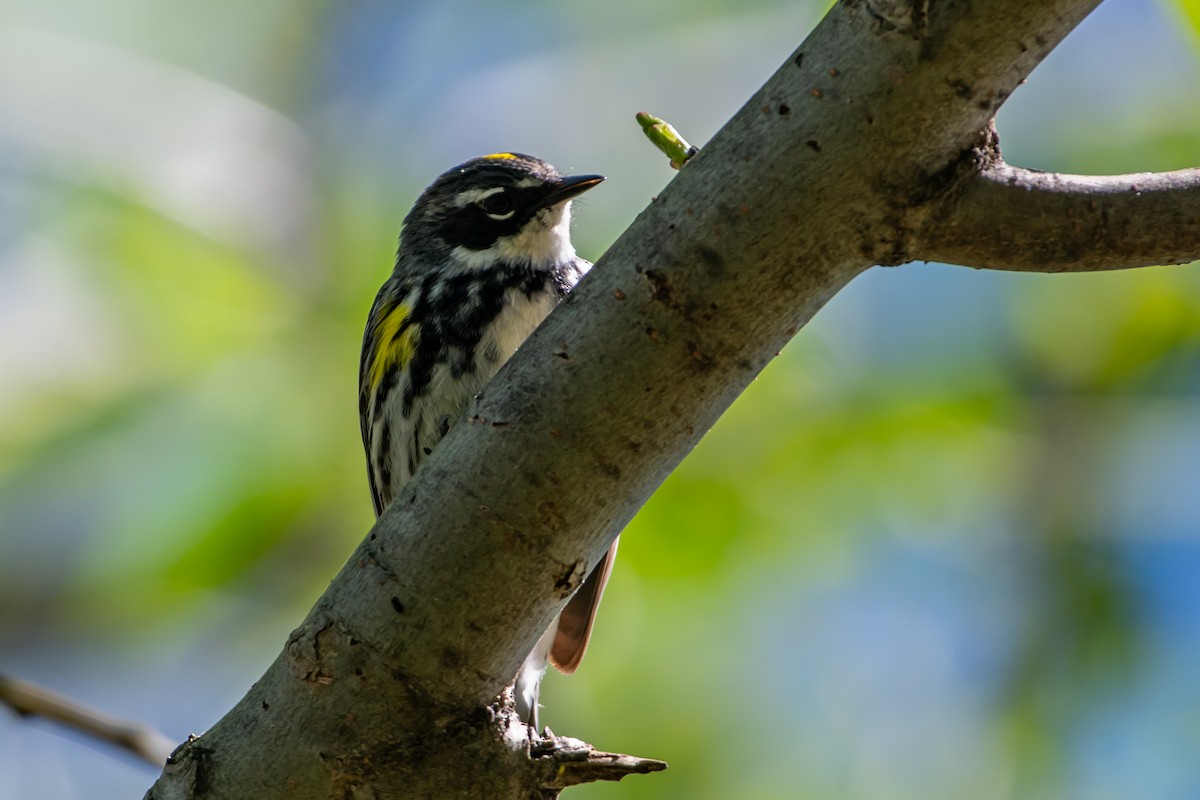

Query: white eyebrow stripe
left=454, top=186, right=506, bottom=207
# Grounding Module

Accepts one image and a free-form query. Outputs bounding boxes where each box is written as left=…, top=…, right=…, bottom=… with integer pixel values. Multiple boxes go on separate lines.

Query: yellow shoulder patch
left=368, top=303, right=418, bottom=392
left=482, top=152, right=518, bottom=161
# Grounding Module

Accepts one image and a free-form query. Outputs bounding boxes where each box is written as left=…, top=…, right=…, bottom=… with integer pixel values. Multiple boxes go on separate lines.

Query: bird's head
left=400, top=152, right=604, bottom=272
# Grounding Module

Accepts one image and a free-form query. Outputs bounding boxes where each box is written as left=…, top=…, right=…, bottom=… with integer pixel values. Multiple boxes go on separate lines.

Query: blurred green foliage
left=1175, top=0, right=1200, bottom=41
left=1, top=1, right=1199, bottom=799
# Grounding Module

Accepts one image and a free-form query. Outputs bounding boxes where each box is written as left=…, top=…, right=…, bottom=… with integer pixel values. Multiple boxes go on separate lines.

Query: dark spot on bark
left=645, top=269, right=674, bottom=305
left=947, top=78, right=973, bottom=99
left=687, top=342, right=716, bottom=372
left=262, top=701, right=270, bottom=711
left=369, top=532, right=376, bottom=541
left=353, top=667, right=364, bottom=677
left=441, top=647, right=462, bottom=668
left=422, top=446, right=432, bottom=455
left=794, top=52, right=803, bottom=67
left=554, top=348, right=570, bottom=360
left=646, top=327, right=661, bottom=342
left=806, top=139, right=822, bottom=152
left=866, top=115, right=875, bottom=125
left=596, top=458, right=622, bottom=480
left=391, top=597, right=405, bottom=614
left=778, top=102, right=791, bottom=115
left=538, top=501, right=566, bottom=531
left=697, top=245, right=724, bottom=277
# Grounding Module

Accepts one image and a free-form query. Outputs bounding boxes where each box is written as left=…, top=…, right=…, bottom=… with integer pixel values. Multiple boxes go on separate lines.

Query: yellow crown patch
left=482, top=152, right=518, bottom=161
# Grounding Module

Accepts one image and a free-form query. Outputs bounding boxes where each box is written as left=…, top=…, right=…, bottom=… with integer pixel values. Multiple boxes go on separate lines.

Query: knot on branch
left=531, top=734, right=667, bottom=792
left=854, top=0, right=930, bottom=37
left=874, top=122, right=1005, bottom=267
left=970, top=120, right=1002, bottom=171
left=144, top=735, right=212, bottom=800
left=287, top=613, right=349, bottom=685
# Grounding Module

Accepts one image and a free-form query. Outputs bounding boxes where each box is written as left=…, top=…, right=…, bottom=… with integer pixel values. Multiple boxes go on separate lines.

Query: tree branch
left=0, top=673, right=174, bottom=768
left=920, top=160, right=1200, bottom=271
left=138, top=0, right=1200, bottom=797
left=531, top=737, right=667, bottom=789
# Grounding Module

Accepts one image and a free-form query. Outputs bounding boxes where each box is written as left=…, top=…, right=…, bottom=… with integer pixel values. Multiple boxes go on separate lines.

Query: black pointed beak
left=540, top=173, right=605, bottom=208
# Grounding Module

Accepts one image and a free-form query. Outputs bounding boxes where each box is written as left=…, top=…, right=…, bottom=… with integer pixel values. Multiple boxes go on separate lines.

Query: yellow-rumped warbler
left=358, top=153, right=614, bottom=731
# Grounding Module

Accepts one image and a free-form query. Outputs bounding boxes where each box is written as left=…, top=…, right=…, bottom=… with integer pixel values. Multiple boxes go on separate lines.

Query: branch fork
left=919, top=126, right=1200, bottom=272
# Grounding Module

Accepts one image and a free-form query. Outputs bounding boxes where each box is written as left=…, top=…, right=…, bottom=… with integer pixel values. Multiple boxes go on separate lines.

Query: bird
left=358, top=152, right=615, bottom=733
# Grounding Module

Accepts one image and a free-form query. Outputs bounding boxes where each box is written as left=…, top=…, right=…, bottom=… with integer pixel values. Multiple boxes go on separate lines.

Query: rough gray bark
left=145, top=0, right=1200, bottom=798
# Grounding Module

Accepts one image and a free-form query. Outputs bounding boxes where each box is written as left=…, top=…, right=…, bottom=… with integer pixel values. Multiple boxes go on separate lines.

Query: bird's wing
left=548, top=537, right=619, bottom=674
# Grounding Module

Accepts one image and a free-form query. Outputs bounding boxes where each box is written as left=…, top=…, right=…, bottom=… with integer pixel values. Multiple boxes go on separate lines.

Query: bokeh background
left=2, top=1, right=1199, bottom=798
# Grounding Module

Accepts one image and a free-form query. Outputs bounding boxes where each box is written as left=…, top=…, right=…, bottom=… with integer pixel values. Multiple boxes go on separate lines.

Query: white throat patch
left=449, top=202, right=577, bottom=271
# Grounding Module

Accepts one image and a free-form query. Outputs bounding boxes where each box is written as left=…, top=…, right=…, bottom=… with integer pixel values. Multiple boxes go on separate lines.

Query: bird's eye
left=479, top=191, right=515, bottom=217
